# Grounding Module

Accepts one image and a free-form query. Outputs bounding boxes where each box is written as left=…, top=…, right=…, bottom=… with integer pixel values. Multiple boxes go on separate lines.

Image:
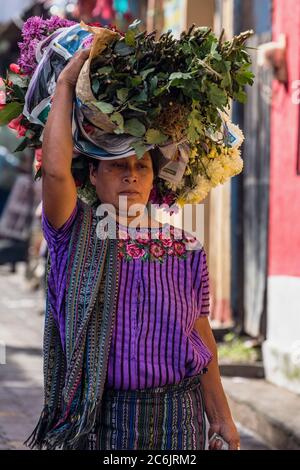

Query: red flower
left=149, top=242, right=165, bottom=259
left=87, top=22, right=102, bottom=27
left=173, top=241, right=186, bottom=256
left=126, top=243, right=145, bottom=259
left=9, top=63, right=21, bottom=74
left=8, top=114, right=27, bottom=137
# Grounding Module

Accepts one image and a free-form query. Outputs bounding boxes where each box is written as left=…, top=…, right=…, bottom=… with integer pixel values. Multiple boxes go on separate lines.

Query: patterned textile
left=25, top=199, right=121, bottom=450
left=87, top=372, right=207, bottom=450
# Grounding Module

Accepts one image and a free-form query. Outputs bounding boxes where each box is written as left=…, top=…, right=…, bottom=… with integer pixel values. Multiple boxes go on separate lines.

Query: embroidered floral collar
left=116, top=222, right=200, bottom=263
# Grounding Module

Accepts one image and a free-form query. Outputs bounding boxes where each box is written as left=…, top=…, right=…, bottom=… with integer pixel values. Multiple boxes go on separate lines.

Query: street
left=0, top=263, right=270, bottom=450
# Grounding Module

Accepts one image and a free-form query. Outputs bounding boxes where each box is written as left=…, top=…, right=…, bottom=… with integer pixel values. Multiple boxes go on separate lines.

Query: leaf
left=12, top=84, right=26, bottom=101
left=134, top=88, right=148, bottom=102
left=14, top=138, right=28, bottom=152
left=34, top=167, right=42, bottom=180
left=127, top=103, right=147, bottom=114
left=145, top=128, right=168, bottom=145
left=149, top=76, right=158, bottom=93
left=233, top=90, right=247, bottom=104
left=124, top=118, right=146, bottom=137
left=114, top=40, right=134, bottom=56
left=117, top=88, right=129, bottom=102
left=125, top=29, right=136, bottom=47
left=92, top=101, right=114, bottom=114
left=207, top=83, right=228, bottom=107
left=91, top=79, right=100, bottom=95
left=235, top=70, right=255, bottom=86
left=8, top=73, right=28, bottom=88
left=0, top=102, right=23, bottom=126
left=130, top=76, right=143, bottom=87
left=141, top=68, right=155, bottom=80
left=128, top=19, right=141, bottom=31
left=169, top=72, right=192, bottom=81
left=97, top=66, right=112, bottom=74
left=111, top=112, right=124, bottom=133
left=131, top=141, right=148, bottom=158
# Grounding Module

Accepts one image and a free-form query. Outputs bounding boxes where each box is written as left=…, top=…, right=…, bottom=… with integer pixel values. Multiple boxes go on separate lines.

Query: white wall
left=263, top=276, right=300, bottom=394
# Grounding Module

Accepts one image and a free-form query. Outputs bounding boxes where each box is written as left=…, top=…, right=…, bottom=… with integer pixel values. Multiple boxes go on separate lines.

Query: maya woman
left=25, top=49, right=240, bottom=451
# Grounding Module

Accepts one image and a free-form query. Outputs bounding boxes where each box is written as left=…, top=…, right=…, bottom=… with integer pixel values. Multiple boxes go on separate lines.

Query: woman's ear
left=89, top=162, right=97, bottom=186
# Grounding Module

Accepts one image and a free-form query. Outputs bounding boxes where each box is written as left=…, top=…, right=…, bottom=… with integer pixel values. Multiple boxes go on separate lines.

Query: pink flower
left=0, top=91, right=6, bottom=106
left=9, top=63, right=21, bottom=74
left=136, top=231, right=150, bottom=244
left=159, top=232, right=173, bottom=247
left=8, top=114, right=27, bottom=137
left=35, top=148, right=42, bottom=162
left=0, top=78, right=6, bottom=106
left=149, top=242, right=165, bottom=259
left=173, top=241, right=186, bottom=256
left=126, top=243, right=145, bottom=259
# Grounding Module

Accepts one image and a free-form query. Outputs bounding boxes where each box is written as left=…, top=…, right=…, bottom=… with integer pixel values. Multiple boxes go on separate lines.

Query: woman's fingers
left=57, top=48, right=91, bottom=88
left=229, top=439, right=241, bottom=450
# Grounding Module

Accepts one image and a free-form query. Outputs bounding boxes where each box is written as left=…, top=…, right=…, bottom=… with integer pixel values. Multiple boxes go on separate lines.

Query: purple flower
left=17, top=16, right=76, bottom=75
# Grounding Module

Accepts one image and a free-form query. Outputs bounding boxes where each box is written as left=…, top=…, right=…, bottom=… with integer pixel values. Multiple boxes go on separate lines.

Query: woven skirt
left=87, top=371, right=207, bottom=450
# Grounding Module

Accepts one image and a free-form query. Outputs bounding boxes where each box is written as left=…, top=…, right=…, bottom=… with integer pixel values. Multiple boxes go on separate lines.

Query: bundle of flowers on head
left=0, top=16, right=254, bottom=209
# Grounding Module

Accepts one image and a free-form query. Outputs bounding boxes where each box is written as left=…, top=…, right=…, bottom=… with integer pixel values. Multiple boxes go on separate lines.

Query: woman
left=25, top=50, right=240, bottom=451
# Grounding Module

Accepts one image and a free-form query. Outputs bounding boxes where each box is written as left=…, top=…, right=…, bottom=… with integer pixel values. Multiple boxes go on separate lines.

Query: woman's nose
left=122, top=167, right=138, bottom=183
left=123, top=175, right=137, bottom=184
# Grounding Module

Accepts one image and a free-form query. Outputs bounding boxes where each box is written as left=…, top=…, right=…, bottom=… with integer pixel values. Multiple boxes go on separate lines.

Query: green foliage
left=0, top=102, right=23, bottom=125
left=218, top=333, right=260, bottom=363
left=90, top=22, right=254, bottom=147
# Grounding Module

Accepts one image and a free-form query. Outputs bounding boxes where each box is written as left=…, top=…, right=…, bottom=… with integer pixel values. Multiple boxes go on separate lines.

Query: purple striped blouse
left=42, top=199, right=213, bottom=390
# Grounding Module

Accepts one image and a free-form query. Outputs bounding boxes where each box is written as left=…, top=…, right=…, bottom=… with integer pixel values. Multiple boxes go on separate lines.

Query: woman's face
left=89, top=152, right=154, bottom=215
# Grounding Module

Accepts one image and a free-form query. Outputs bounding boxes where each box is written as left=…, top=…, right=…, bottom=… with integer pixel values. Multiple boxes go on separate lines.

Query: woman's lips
left=119, top=191, right=140, bottom=196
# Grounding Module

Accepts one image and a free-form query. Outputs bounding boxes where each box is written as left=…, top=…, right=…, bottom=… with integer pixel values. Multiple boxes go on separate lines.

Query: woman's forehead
left=107, top=153, right=151, bottom=163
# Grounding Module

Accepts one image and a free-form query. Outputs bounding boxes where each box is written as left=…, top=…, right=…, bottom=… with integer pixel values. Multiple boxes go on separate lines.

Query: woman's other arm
left=194, top=316, right=240, bottom=450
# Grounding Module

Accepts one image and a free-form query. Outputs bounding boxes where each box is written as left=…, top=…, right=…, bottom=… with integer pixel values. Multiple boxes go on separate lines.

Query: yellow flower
left=176, top=196, right=186, bottom=207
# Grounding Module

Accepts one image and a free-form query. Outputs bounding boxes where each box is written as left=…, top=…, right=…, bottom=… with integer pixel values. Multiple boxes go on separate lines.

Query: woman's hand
left=208, top=419, right=240, bottom=450
left=57, top=48, right=91, bottom=89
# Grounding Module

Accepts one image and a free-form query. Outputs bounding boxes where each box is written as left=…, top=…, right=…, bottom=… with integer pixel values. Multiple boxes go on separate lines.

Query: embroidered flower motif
left=173, top=241, right=186, bottom=256
left=125, top=243, right=146, bottom=259
left=149, top=242, right=165, bottom=260
left=117, top=224, right=189, bottom=263
left=159, top=231, right=173, bottom=247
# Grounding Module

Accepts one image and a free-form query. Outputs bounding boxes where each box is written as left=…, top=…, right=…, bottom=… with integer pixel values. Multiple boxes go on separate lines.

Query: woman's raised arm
left=42, top=49, right=90, bottom=229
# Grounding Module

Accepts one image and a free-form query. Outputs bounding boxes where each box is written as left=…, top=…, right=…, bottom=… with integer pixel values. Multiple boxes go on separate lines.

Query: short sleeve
left=192, top=248, right=210, bottom=318
left=41, top=199, right=79, bottom=249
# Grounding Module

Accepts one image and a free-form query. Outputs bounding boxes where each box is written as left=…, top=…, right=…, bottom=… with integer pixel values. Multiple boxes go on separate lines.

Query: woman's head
left=88, top=151, right=159, bottom=215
